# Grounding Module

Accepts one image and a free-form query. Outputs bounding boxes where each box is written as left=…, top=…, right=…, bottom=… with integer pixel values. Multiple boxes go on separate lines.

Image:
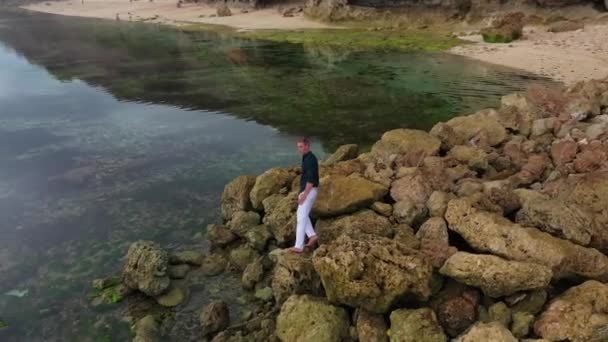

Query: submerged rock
left=200, top=300, right=230, bottom=337
left=133, top=315, right=160, bottom=342
left=276, top=295, right=349, bottom=342
left=169, top=250, right=203, bottom=266
left=155, top=282, right=188, bottom=307
left=168, top=264, right=189, bottom=279
left=389, top=308, right=447, bottom=342
left=312, top=174, right=388, bottom=217
left=122, top=241, right=170, bottom=297
left=313, top=234, right=433, bottom=313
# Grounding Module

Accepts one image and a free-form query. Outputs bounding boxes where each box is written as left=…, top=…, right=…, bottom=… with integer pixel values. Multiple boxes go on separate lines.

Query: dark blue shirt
left=300, top=151, right=319, bottom=193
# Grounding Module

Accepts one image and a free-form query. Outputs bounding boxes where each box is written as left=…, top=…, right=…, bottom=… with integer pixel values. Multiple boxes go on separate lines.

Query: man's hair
left=297, top=137, right=310, bottom=146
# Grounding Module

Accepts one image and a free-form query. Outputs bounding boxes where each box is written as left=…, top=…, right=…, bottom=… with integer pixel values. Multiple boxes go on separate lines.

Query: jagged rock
left=389, top=308, right=447, bottom=342
left=216, top=4, right=232, bottom=17
left=229, top=245, right=260, bottom=271
left=393, top=198, right=427, bottom=226
left=511, top=311, right=534, bottom=338
left=169, top=250, right=203, bottom=266
left=250, top=167, right=294, bottom=211
left=430, top=122, right=464, bottom=150
left=515, top=197, right=593, bottom=246
left=276, top=295, right=349, bottom=342
left=221, top=175, right=256, bottom=221
left=481, top=12, right=524, bottom=43
left=551, top=139, right=578, bottom=167
left=436, top=110, right=508, bottom=147
left=122, top=241, right=170, bottom=297
left=585, top=122, right=608, bottom=140
left=508, top=289, right=547, bottom=315
left=534, top=280, right=608, bottom=342
left=206, top=224, right=237, bottom=247
left=454, top=322, right=518, bottom=342
left=487, top=302, right=512, bottom=327
left=548, top=20, right=584, bottom=32
left=430, top=280, right=480, bottom=337
left=168, top=264, right=189, bottom=279
left=244, top=225, right=273, bottom=252
left=530, top=118, right=556, bottom=137
left=316, top=209, right=393, bottom=244
left=440, top=252, right=552, bottom=297
left=228, top=211, right=260, bottom=237
left=427, top=191, right=453, bottom=217
left=321, top=158, right=365, bottom=178
left=255, top=287, right=273, bottom=302
left=363, top=159, right=394, bottom=188
left=200, top=300, right=229, bottom=336
left=371, top=201, right=392, bottom=216
left=155, top=282, right=189, bottom=307
left=263, top=192, right=297, bottom=245
left=573, top=140, right=608, bottom=173
left=312, top=174, right=388, bottom=217
left=324, top=144, right=358, bottom=165
left=390, top=171, right=432, bottom=208
left=370, top=128, right=441, bottom=165
left=312, top=234, right=433, bottom=313
left=456, top=178, right=483, bottom=197
left=270, top=250, right=322, bottom=304
left=134, top=315, right=160, bottom=342
left=449, top=145, right=489, bottom=171
left=393, top=224, right=420, bottom=249
left=445, top=196, right=608, bottom=281
left=417, top=217, right=449, bottom=245
left=356, top=309, right=388, bottom=342
left=242, top=258, right=264, bottom=290
left=262, top=193, right=284, bottom=213
left=200, top=253, right=227, bottom=276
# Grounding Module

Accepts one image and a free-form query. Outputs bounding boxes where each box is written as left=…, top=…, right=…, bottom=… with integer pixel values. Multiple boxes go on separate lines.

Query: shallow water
left=0, top=9, right=552, bottom=341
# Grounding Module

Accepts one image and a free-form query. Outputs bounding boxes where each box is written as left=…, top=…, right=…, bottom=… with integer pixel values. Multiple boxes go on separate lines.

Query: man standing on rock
left=289, top=137, right=319, bottom=253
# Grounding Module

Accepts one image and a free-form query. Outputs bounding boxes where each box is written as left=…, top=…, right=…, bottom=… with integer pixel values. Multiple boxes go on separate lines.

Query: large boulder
left=263, top=192, right=298, bottom=245
left=312, top=174, right=388, bottom=217
left=244, top=225, right=273, bottom=252
left=220, top=175, right=256, bottom=221
left=393, top=197, right=427, bottom=226
left=416, top=217, right=456, bottom=268
left=439, top=252, right=552, bottom=297
left=200, top=300, right=230, bottom=337
left=481, top=12, right=524, bottom=43
left=206, top=224, right=238, bottom=247
left=389, top=308, right=447, bottom=342
left=390, top=171, right=433, bottom=206
left=323, top=144, right=359, bottom=165
left=312, top=234, right=433, bottom=313
left=445, top=195, right=608, bottom=281
left=453, top=322, right=518, bottom=342
left=370, top=129, right=441, bottom=165
left=315, top=209, right=393, bottom=244
left=276, top=295, right=349, bottom=342
left=356, top=309, right=388, bottom=342
left=433, top=110, right=508, bottom=147
left=250, top=168, right=294, bottom=211
left=229, top=245, right=260, bottom=271
left=448, top=145, right=489, bottom=171
left=122, top=241, right=171, bottom=297
left=534, top=280, right=608, bottom=342
left=270, top=250, right=323, bottom=304
left=228, top=211, right=260, bottom=237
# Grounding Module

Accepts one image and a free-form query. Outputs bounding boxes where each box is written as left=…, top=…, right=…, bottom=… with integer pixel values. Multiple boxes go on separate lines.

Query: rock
left=393, top=224, right=420, bottom=249
left=534, top=280, right=608, bottom=342
left=530, top=118, right=556, bottom=137
left=244, top=225, right=272, bottom=252
left=370, top=128, right=441, bottom=165
left=585, top=122, right=608, bottom=140
left=206, top=224, right=237, bottom=247
left=551, top=139, right=578, bottom=167
left=356, top=309, right=388, bottom=342
left=427, top=191, right=453, bottom=217
left=456, top=179, right=483, bottom=197
left=216, top=5, right=231, bottom=17
left=430, top=281, right=479, bottom=337
left=389, top=308, right=447, bottom=342
left=242, top=258, right=264, bottom=290
left=508, top=289, right=547, bottom=315
left=263, top=192, right=297, bottom=245
left=270, top=250, right=322, bottom=304
left=371, top=201, right=392, bottom=217
left=548, top=20, right=584, bottom=32
left=312, top=174, right=388, bottom=217
left=316, top=209, right=393, bottom=244
left=511, top=311, right=534, bottom=338
left=134, top=315, right=160, bottom=342
left=200, top=300, right=230, bottom=336
left=228, top=211, right=260, bottom=237
left=445, top=196, right=608, bottom=281
left=390, top=171, right=432, bottom=207
left=122, top=241, right=170, bottom=297
left=262, top=193, right=284, bottom=213
left=417, top=217, right=449, bottom=245
left=449, top=145, right=489, bottom=171
left=312, top=234, right=433, bottom=313
left=229, top=245, right=260, bottom=271
left=515, top=197, right=593, bottom=246
left=250, top=168, right=293, bottom=211
left=487, top=302, right=512, bottom=327
left=454, top=322, right=518, bottom=342
left=168, top=264, right=189, bottom=279
left=200, top=253, right=227, bottom=276
left=221, top=175, right=256, bottom=221
left=429, top=122, right=462, bottom=150
left=440, top=252, right=552, bottom=297
left=363, top=159, right=394, bottom=188
left=324, top=144, right=358, bottom=165
left=155, top=283, right=188, bottom=307
left=481, top=12, right=524, bottom=43
left=91, top=276, right=121, bottom=290
left=438, top=110, right=508, bottom=147
left=573, top=141, right=608, bottom=173
left=90, top=282, right=130, bottom=307
left=254, top=287, right=273, bottom=302
left=276, top=295, right=349, bottom=342
left=393, top=198, right=427, bottom=226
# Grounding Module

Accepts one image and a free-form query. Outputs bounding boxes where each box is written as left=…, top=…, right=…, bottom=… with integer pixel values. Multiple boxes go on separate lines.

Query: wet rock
left=370, top=128, right=441, bottom=165
left=454, top=322, right=517, bottom=342
left=534, top=280, right=608, bottom=342
left=244, top=225, right=272, bottom=252
left=356, top=309, right=388, bottom=342
left=155, top=282, right=188, bottom=307
left=449, top=145, right=489, bottom=171
left=216, top=4, right=231, bottom=17
left=487, top=302, right=512, bottom=327
left=437, top=110, right=508, bottom=147
left=324, top=144, right=358, bottom=165
left=426, top=191, right=453, bottom=217
left=250, top=167, right=293, bottom=211
left=389, top=308, right=447, bottom=342
left=263, top=192, right=297, bottom=245
left=200, top=300, right=230, bottom=336
left=393, top=198, right=427, bottom=226
left=254, top=287, right=273, bottom=302
left=200, top=253, right=228, bottom=276
left=440, top=252, right=552, bottom=297
left=312, top=234, right=433, bottom=313
left=370, top=201, right=392, bottom=217
left=122, top=241, right=170, bottom=297
left=91, top=276, right=121, bottom=290
left=312, top=174, right=388, bottom=217
left=276, top=295, right=349, bottom=342
left=221, top=175, right=256, bottom=221
left=316, top=209, right=393, bottom=244
left=229, top=245, right=260, bottom=271
left=270, top=250, right=322, bottom=304
left=228, top=211, right=260, bottom=237
left=168, top=264, right=189, bottom=279
left=241, top=258, right=264, bottom=290
left=90, top=282, right=130, bottom=307
left=206, top=224, right=238, bottom=247
left=134, top=315, right=160, bottom=342
left=511, top=311, right=534, bottom=338
left=445, top=196, right=608, bottom=281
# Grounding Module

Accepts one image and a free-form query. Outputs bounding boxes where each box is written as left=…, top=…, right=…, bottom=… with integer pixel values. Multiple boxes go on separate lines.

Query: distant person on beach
left=288, top=137, right=319, bottom=253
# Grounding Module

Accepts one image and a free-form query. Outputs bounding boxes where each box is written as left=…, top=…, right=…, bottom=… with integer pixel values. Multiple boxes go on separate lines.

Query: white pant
left=294, top=188, right=318, bottom=249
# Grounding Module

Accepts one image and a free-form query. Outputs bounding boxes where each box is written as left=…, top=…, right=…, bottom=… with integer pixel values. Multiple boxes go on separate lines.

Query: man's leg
left=303, top=189, right=318, bottom=247
left=293, top=189, right=318, bottom=251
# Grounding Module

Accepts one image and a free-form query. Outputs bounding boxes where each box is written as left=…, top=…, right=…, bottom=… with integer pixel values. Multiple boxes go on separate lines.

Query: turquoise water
left=0, top=9, right=552, bottom=341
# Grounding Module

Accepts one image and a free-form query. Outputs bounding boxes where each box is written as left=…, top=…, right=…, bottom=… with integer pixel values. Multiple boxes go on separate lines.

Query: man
left=288, top=137, right=319, bottom=253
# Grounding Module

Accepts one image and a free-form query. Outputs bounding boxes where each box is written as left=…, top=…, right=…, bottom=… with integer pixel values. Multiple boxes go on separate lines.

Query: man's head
left=296, top=137, right=311, bottom=155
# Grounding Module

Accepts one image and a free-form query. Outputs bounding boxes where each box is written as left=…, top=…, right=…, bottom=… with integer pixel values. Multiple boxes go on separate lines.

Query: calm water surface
left=0, top=9, right=552, bottom=341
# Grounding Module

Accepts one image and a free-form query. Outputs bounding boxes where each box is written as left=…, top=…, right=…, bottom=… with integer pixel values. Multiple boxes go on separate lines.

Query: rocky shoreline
left=96, top=77, right=608, bottom=341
